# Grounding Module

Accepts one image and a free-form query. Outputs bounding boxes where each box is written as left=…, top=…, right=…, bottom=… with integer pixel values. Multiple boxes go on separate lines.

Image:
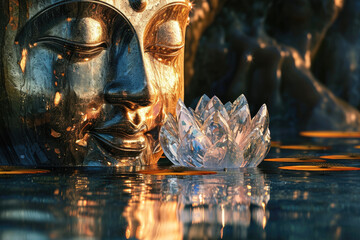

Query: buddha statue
left=0, top=0, right=191, bottom=166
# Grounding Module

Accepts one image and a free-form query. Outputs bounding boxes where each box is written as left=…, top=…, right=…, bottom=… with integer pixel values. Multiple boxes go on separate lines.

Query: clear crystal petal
left=176, top=98, right=187, bottom=118
left=165, top=113, right=179, bottom=136
left=159, top=114, right=180, bottom=165
left=177, top=108, right=198, bottom=140
left=224, top=101, right=233, bottom=114
left=188, top=107, right=203, bottom=127
left=195, top=94, right=211, bottom=114
left=161, top=94, right=270, bottom=169
left=200, top=96, right=229, bottom=121
left=241, top=128, right=271, bottom=167
left=177, top=126, right=211, bottom=167
left=251, top=104, right=269, bottom=135
left=201, top=111, right=231, bottom=144
left=229, top=105, right=251, bottom=146
left=230, top=94, right=248, bottom=116
left=203, top=135, right=243, bottom=168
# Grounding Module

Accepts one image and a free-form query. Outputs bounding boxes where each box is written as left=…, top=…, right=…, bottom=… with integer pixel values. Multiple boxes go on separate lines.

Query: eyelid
left=34, top=36, right=108, bottom=56
left=145, top=43, right=184, bottom=56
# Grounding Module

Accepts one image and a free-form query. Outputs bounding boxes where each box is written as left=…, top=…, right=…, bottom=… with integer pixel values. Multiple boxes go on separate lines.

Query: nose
left=104, top=35, right=154, bottom=109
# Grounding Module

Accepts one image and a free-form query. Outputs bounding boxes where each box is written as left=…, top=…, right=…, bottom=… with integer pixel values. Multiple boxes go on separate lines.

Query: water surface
left=1, top=135, right=360, bottom=239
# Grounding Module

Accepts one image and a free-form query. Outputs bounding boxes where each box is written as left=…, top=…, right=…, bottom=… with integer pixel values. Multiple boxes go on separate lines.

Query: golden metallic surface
left=0, top=0, right=191, bottom=166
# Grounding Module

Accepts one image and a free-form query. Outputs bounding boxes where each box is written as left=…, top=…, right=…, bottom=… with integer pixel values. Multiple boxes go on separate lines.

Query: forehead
left=28, top=0, right=189, bottom=32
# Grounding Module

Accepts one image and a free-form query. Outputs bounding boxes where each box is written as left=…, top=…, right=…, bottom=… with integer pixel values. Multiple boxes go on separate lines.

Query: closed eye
left=34, top=36, right=108, bottom=61
left=145, top=44, right=183, bottom=57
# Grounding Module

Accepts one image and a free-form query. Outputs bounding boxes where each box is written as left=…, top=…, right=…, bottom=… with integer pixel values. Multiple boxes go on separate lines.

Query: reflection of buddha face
left=0, top=0, right=190, bottom=166
left=123, top=169, right=270, bottom=239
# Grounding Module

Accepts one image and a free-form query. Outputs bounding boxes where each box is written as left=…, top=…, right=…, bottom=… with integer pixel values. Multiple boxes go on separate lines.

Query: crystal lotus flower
left=160, top=94, right=271, bottom=168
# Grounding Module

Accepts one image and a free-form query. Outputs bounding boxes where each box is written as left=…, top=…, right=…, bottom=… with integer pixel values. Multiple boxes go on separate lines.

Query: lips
left=89, top=117, right=148, bottom=153
left=91, top=132, right=147, bottom=152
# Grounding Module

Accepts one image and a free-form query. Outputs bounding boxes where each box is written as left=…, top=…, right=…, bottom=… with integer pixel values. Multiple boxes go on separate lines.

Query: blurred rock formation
left=185, top=0, right=360, bottom=134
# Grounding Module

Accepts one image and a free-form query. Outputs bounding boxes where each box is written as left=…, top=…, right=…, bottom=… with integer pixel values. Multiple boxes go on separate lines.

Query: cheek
left=22, top=48, right=56, bottom=114
left=145, top=54, right=184, bottom=114
left=65, top=52, right=108, bottom=101
left=161, top=65, right=182, bottom=114
left=19, top=47, right=108, bottom=134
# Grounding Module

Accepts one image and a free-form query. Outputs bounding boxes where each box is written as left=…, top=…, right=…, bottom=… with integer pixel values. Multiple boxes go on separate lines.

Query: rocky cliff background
left=185, top=0, right=360, bottom=135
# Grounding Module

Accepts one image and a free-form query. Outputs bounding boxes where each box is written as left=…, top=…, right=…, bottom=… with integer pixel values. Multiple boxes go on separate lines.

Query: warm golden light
left=19, top=48, right=27, bottom=73
left=50, top=128, right=61, bottom=138
left=138, top=169, right=217, bottom=176
left=221, top=204, right=225, bottom=228
left=76, top=133, right=90, bottom=147
left=304, top=33, right=312, bottom=68
left=279, top=165, right=360, bottom=171
left=264, top=158, right=326, bottom=163
left=335, top=0, right=344, bottom=8
left=291, top=50, right=304, bottom=68
left=271, top=141, right=281, bottom=147
left=300, top=131, right=360, bottom=138
left=262, top=216, right=267, bottom=229
left=0, top=168, right=50, bottom=174
left=124, top=200, right=182, bottom=240
left=278, top=145, right=330, bottom=150
left=54, top=92, right=61, bottom=106
left=320, top=155, right=360, bottom=160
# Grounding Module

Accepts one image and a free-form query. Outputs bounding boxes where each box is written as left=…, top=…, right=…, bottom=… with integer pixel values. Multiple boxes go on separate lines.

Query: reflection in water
left=3, top=136, right=360, bottom=238
left=300, top=131, right=360, bottom=138
left=0, top=167, right=269, bottom=239
left=123, top=168, right=270, bottom=239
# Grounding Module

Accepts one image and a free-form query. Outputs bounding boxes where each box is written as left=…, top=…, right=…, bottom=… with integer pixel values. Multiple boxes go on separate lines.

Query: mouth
left=87, top=119, right=149, bottom=154
left=90, top=131, right=147, bottom=153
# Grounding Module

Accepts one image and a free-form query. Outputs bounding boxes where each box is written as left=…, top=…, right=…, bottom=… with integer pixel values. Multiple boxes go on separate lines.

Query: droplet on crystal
left=160, top=114, right=180, bottom=165
left=251, top=104, right=269, bottom=135
left=201, top=111, right=231, bottom=144
left=195, top=94, right=211, bottom=114
left=203, top=135, right=243, bottom=168
left=200, top=96, right=229, bottom=121
left=177, top=126, right=212, bottom=167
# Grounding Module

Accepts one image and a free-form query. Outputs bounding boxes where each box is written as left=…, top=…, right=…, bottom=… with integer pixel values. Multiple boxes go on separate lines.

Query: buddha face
left=0, top=0, right=190, bottom=166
